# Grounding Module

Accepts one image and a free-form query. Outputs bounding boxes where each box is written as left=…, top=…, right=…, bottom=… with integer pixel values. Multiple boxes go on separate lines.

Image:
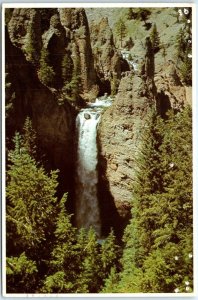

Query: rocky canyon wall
left=5, top=8, right=192, bottom=235
left=5, top=8, right=98, bottom=209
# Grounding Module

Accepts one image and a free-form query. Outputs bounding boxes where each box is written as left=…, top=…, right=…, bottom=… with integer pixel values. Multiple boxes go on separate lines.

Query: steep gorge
left=5, top=7, right=192, bottom=236
left=5, top=8, right=98, bottom=212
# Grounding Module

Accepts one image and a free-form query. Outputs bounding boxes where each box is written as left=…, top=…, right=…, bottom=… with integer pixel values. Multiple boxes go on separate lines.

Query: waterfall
left=75, top=98, right=112, bottom=236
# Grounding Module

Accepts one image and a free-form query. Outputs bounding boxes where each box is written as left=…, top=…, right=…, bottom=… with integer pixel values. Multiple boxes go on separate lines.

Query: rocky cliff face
left=7, top=8, right=97, bottom=99
left=5, top=7, right=192, bottom=236
left=5, top=27, right=76, bottom=205
left=97, top=35, right=191, bottom=234
left=89, top=17, right=129, bottom=95
left=155, top=60, right=191, bottom=112
left=98, top=72, right=155, bottom=235
left=58, top=8, right=97, bottom=98
left=6, top=8, right=97, bottom=212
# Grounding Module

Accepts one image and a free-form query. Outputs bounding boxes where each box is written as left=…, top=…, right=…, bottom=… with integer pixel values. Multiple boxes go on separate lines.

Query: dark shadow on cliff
left=5, top=27, right=76, bottom=213
left=97, top=138, right=131, bottom=240
left=157, top=90, right=171, bottom=118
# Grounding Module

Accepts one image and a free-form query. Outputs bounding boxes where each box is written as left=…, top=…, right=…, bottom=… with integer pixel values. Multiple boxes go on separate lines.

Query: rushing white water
left=75, top=98, right=112, bottom=236
left=121, top=50, right=139, bottom=71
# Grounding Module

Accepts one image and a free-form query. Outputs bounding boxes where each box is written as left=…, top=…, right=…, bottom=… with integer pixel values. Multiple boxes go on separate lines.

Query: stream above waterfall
left=75, top=97, right=112, bottom=236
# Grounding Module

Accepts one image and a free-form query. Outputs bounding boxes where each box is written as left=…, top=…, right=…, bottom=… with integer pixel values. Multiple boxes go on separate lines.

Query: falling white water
left=75, top=98, right=112, bottom=236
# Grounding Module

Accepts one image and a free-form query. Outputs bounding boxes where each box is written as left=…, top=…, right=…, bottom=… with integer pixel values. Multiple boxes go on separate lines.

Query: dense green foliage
left=104, top=106, right=192, bottom=293
left=175, top=8, right=192, bottom=85
left=60, top=49, right=82, bottom=104
left=6, top=119, right=120, bottom=293
left=38, top=47, right=55, bottom=86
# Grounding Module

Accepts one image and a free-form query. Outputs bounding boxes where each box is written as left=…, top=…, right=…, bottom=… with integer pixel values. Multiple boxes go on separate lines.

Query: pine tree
left=68, top=48, right=82, bottom=102
left=161, top=43, right=167, bottom=62
left=100, top=230, right=119, bottom=280
left=175, top=25, right=192, bottom=85
left=127, top=8, right=151, bottom=23
left=117, top=106, right=192, bottom=293
left=6, top=129, right=60, bottom=292
left=7, top=134, right=59, bottom=255
left=6, top=253, right=38, bottom=293
left=137, top=8, right=151, bottom=23
left=41, top=194, right=84, bottom=293
left=101, top=267, right=120, bottom=293
left=115, top=19, right=127, bottom=48
left=62, top=52, right=73, bottom=91
left=138, top=107, right=193, bottom=293
left=117, top=110, right=164, bottom=291
left=111, top=73, right=119, bottom=96
left=150, top=23, right=160, bottom=53
left=79, top=227, right=102, bottom=292
left=38, top=47, right=55, bottom=86
left=22, top=117, right=37, bottom=159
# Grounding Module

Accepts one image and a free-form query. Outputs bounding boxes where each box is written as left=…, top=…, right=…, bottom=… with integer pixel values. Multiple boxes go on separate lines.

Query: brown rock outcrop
left=155, top=60, right=191, bottom=112
left=58, top=8, right=97, bottom=98
left=7, top=8, right=97, bottom=99
left=89, top=17, right=129, bottom=95
left=98, top=73, right=155, bottom=235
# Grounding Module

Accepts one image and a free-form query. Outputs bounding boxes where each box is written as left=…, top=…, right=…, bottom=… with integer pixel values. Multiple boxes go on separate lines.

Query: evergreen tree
left=7, top=132, right=58, bottom=255
left=127, top=8, right=151, bottom=23
left=101, top=267, right=120, bottom=293
left=150, top=23, right=160, bottom=53
left=72, top=54, right=82, bottom=98
left=6, top=253, right=38, bottom=293
left=38, top=47, right=55, bottom=86
left=41, top=194, right=84, bottom=293
left=62, top=54, right=73, bottom=82
left=137, top=8, right=151, bottom=24
left=65, top=48, right=82, bottom=102
left=117, top=106, right=192, bottom=293
left=82, top=228, right=102, bottom=291
left=117, top=111, right=164, bottom=291
left=115, top=18, right=127, bottom=48
left=127, top=8, right=136, bottom=20
left=111, top=73, right=119, bottom=96
left=175, top=25, right=192, bottom=85
left=22, top=117, right=37, bottom=159
left=62, top=52, right=73, bottom=92
left=6, top=130, right=60, bottom=292
left=100, top=230, right=119, bottom=280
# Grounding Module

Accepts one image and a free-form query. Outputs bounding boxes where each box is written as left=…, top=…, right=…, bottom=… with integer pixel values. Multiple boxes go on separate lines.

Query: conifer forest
left=4, top=6, right=193, bottom=294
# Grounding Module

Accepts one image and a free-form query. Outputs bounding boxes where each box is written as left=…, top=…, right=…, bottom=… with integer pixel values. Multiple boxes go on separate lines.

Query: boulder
left=84, top=113, right=91, bottom=119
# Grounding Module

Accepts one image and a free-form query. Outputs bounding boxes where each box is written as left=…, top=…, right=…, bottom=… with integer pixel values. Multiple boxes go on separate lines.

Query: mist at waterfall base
left=75, top=97, right=112, bottom=237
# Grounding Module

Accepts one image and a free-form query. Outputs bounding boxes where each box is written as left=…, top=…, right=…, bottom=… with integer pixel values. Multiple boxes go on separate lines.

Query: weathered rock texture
left=5, top=8, right=192, bottom=236
left=58, top=8, right=97, bottom=96
left=98, top=73, right=155, bottom=235
left=155, top=60, right=191, bottom=111
left=89, top=17, right=129, bottom=95
left=97, top=35, right=191, bottom=235
left=7, top=8, right=97, bottom=98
